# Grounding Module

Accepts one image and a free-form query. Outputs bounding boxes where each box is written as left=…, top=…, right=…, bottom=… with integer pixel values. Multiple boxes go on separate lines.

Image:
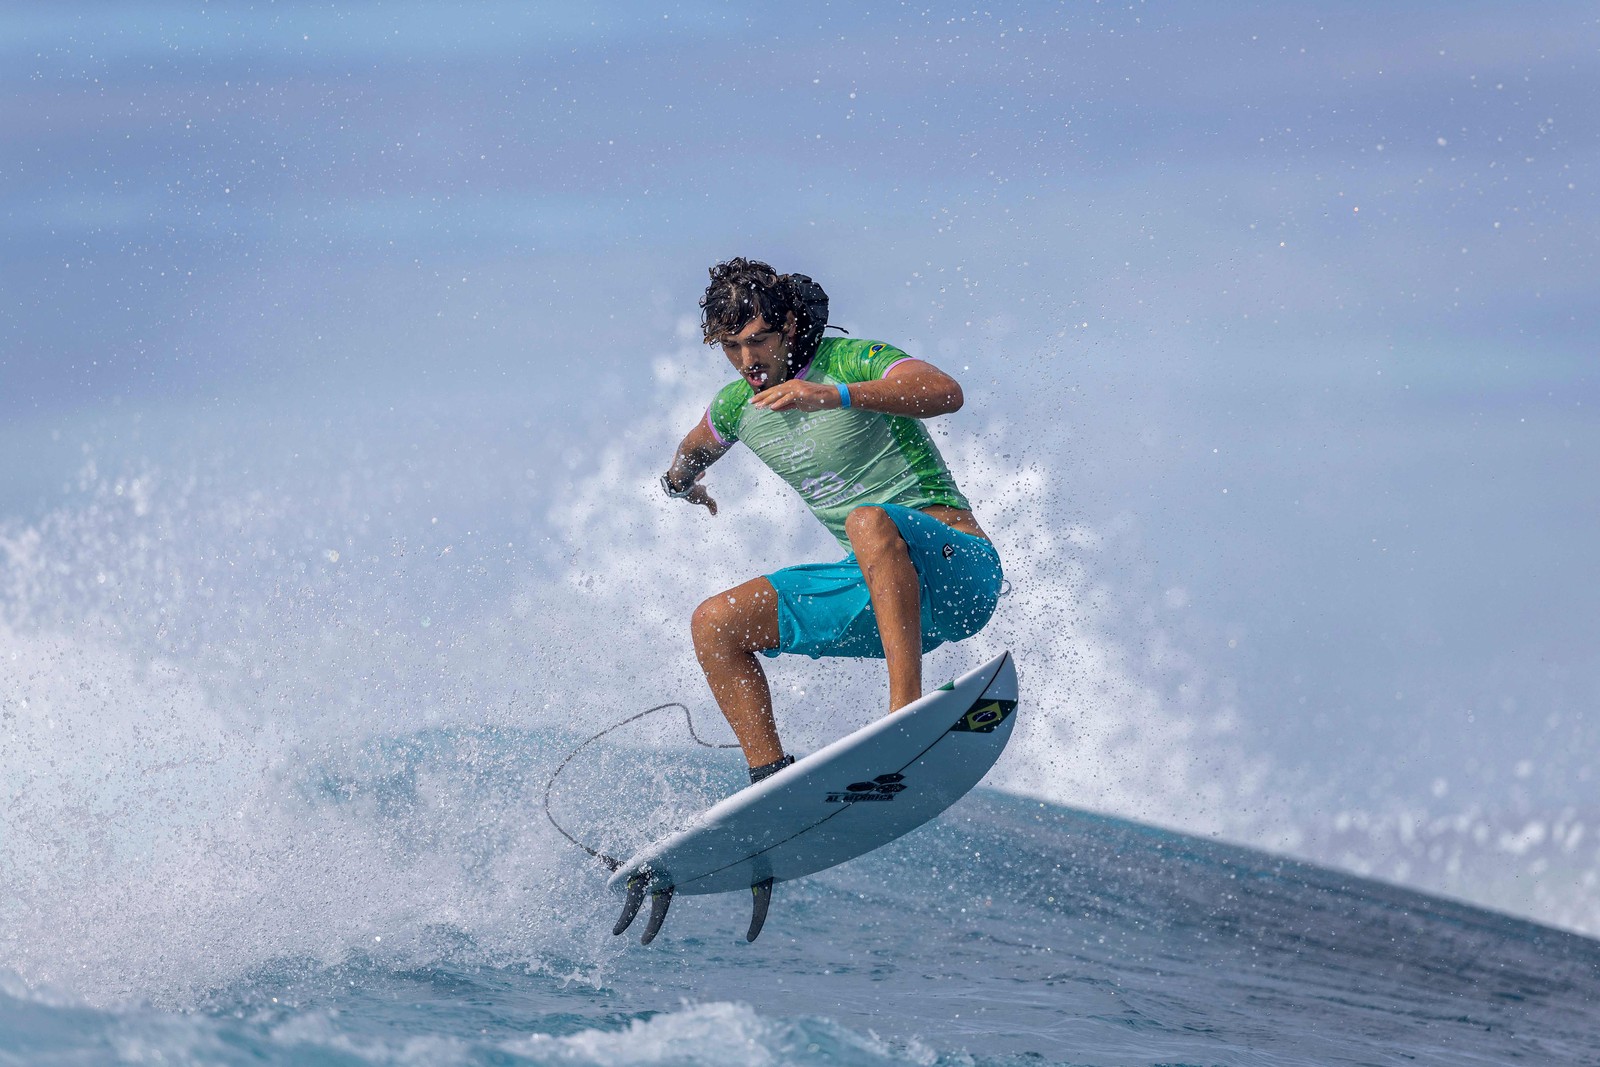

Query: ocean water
left=5, top=771, right=1599, bottom=1066
left=3, top=418, right=1598, bottom=1066
left=3, top=511, right=1600, bottom=1067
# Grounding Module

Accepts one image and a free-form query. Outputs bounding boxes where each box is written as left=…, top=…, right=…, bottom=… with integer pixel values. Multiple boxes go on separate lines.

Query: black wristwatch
left=660, top=473, right=696, bottom=499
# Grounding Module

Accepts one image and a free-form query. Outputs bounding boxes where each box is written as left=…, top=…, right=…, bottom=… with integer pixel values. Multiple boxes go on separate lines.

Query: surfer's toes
left=748, top=754, right=795, bottom=785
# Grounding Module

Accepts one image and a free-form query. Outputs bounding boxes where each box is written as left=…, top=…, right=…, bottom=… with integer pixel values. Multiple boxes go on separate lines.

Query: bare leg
left=845, top=507, right=923, bottom=712
left=691, top=576, right=785, bottom=767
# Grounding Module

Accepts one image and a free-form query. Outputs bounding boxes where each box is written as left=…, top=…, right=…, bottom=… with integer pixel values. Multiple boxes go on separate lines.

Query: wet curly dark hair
left=699, top=257, right=831, bottom=362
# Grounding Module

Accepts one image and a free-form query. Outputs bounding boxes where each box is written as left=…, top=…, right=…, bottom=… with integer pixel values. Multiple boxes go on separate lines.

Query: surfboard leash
left=542, top=701, right=741, bottom=872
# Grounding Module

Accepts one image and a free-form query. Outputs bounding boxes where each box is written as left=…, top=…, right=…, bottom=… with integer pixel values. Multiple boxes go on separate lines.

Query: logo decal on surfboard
left=949, top=699, right=1018, bottom=734
left=825, top=772, right=907, bottom=803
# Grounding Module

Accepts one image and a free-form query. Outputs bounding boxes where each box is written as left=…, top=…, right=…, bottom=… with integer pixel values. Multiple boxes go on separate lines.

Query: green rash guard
left=705, top=337, right=971, bottom=550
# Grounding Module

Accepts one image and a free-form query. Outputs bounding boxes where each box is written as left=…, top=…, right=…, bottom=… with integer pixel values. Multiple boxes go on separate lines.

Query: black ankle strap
left=749, top=754, right=795, bottom=784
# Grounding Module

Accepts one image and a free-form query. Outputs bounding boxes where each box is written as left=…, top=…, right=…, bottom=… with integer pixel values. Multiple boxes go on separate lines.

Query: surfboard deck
left=608, top=651, right=1018, bottom=943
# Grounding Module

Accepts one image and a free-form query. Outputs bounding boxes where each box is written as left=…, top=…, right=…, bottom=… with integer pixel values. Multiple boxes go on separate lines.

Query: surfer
left=661, top=258, right=1003, bottom=785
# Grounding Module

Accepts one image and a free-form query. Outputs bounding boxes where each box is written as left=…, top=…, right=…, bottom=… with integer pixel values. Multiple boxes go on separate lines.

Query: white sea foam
left=0, top=458, right=636, bottom=1006
left=500, top=1001, right=945, bottom=1067
left=0, top=616, right=620, bottom=1004
left=268, top=1011, right=478, bottom=1066
left=247, top=1000, right=951, bottom=1066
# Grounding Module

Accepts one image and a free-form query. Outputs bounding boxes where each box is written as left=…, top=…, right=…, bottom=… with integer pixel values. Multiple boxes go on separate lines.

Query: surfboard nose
left=978, top=650, right=1018, bottom=704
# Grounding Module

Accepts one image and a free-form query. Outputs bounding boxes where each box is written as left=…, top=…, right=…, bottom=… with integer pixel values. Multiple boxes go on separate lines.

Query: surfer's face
left=718, top=315, right=795, bottom=393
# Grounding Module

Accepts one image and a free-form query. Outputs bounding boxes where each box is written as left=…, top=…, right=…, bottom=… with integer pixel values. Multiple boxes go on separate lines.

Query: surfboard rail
left=609, top=651, right=1019, bottom=944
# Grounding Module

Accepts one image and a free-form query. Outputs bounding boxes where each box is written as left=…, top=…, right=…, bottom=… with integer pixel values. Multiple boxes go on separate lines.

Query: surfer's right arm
left=662, top=416, right=731, bottom=515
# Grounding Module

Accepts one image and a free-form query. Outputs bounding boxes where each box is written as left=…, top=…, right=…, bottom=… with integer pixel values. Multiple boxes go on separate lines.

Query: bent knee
left=845, top=506, right=906, bottom=557
left=690, top=595, right=732, bottom=648
left=691, top=586, right=773, bottom=653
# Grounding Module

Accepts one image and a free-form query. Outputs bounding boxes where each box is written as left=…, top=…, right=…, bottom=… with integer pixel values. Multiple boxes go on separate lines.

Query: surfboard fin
left=613, top=874, right=647, bottom=937
left=640, top=885, right=674, bottom=945
left=746, top=878, right=774, bottom=943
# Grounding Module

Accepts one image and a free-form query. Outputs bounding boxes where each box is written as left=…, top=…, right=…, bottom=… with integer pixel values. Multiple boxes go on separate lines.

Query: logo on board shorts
left=942, top=543, right=955, bottom=559
left=825, top=772, right=907, bottom=803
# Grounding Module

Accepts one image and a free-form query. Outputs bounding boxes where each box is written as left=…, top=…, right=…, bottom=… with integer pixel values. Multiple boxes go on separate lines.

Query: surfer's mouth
left=744, top=366, right=770, bottom=389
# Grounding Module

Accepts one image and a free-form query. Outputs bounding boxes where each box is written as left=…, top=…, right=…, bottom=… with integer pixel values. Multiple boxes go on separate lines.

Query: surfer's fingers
left=790, top=382, right=833, bottom=411
left=689, top=487, right=718, bottom=515
left=754, top=382, right=809, bottom=410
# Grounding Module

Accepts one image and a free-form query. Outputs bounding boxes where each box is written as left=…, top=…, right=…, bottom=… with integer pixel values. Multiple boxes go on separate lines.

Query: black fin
left=746, top=878, right=775, bottom=943
left=640, top=885, right=674, bottom=945
left=612, top=874, right=647, bottom=937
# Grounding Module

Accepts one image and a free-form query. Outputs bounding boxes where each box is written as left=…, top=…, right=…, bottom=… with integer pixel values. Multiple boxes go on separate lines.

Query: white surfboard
left=607, top=651, right=1018, bottom=943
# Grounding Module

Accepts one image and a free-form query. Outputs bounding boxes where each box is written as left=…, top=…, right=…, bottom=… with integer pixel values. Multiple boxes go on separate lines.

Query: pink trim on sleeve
left=882, top=356, right=921, bottom=377
left=704, top=408, right=730, bottom=447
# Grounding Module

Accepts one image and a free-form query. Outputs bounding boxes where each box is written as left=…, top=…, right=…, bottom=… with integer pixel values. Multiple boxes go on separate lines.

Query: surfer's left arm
left=749, top=360, right=963, bottom=417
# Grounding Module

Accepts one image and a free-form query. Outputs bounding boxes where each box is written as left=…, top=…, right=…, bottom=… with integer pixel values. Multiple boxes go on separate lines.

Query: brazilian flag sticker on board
left=949, top=698, right=1018, bottom=734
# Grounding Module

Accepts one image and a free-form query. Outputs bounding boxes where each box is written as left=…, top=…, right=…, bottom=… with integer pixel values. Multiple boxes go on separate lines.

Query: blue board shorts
left=762, top=503, right=1003, bottom=660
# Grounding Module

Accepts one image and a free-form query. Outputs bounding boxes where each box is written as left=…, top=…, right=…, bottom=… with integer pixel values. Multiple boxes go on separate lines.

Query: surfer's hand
left=687, top=483, right=717, bottom=515
left=749, top=379, right=838, bottom=413
left=675, top=471, right=717, bottom=515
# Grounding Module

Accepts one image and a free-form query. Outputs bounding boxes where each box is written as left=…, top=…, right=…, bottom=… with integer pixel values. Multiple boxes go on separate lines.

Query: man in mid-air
left=661, top=258, right=1002, bottom=784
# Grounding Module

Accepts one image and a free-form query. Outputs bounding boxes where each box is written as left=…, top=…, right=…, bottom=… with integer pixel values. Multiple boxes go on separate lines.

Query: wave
left=0, top=986, right=968, bottom=1067
left=2, top=371, right=1596, bottom=1019
left=4, top=786, right=1597, bottom=1066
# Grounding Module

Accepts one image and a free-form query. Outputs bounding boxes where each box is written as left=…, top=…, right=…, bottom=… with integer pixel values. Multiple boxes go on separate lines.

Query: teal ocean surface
left=4, top=720, right=1598, bottom=1065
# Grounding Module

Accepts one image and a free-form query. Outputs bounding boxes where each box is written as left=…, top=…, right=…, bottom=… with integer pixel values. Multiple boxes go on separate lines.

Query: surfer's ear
left=778, top=312, right=800, bottom=370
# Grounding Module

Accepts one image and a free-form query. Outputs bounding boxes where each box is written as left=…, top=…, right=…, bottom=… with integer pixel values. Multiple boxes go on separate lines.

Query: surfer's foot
left=749, top=754, right=794, bottom=784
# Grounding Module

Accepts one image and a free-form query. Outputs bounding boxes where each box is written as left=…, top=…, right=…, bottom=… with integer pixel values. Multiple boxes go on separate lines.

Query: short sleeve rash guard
left=704, top=337, right=971, bottom=548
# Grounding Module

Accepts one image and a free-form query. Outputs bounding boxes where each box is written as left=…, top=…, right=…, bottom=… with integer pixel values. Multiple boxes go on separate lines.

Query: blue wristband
left=836, top=383, right=851, bottom=409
